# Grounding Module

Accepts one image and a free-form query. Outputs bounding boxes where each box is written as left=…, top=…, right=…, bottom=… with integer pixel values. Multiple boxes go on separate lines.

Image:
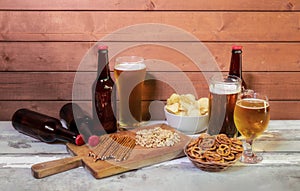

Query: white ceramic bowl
left=164, top=106, right=209, bottom=134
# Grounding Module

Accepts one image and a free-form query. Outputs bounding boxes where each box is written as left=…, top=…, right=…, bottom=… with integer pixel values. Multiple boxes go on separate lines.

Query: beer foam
left=114, top=63, right=146, bottom=71
left=210, top=84, right=241, bottom=95
left=237, top=98, right=269, bottom=109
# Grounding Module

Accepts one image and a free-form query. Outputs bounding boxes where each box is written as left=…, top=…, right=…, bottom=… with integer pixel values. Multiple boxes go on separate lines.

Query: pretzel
left=189, top=147, right=205, bottom=159
left=216, top=134, right=232, bottom=145
left=231, top=138, right=243, bottom=146
left=231, top=144, right=244, bottom=154
left=223, top=153, right=235, bottom=161
left=188, top=138, right=200, bottom=148
left=216, top=144, right=231, bottom=156
left=198, top=137, right=215, bottom=150
left=204, top=151, right=222, bottom=162
left=185, top=133, right=244, bottom=164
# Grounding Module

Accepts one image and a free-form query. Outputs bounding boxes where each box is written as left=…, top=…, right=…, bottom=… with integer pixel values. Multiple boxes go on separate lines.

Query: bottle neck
left=97, top=49, right=111, bottom=80
left=55, top=126, right=78, bottom=144
left=229, top=49, right=242, bottom=77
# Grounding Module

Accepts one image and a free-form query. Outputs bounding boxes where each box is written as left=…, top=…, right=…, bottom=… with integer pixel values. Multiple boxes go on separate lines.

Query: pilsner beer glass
left=114, top=56, right=146, bottom=130
left=234, top=89, right=270, bottom=163
left=207, top=74, right=242, bottom=138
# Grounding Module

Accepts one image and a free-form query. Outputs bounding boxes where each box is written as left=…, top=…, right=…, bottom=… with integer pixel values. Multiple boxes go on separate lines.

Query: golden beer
left=234, top=98, right=270, bottom=139
left=114, top=57, right=146, bottom=129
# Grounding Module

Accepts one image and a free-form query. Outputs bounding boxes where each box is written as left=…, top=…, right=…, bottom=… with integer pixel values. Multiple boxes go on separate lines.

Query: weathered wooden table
left=0, top=120, right=299, bottom=191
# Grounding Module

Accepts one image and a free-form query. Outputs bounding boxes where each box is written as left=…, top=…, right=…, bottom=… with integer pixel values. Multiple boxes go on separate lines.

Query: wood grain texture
left=0, top=1, right=299, bottom=120
left=1, top=11, right=300, bottom=41
left=0, top=100, right=299, bottom=121
left=0, top=0, right=299, bottom=11
left=1, top=120, right=299, bottom=190
left=31, top=124, right=191, bottom=179
left=0, top=72, right=299, bottom=100
left=1, top=42, right=300, bottom=72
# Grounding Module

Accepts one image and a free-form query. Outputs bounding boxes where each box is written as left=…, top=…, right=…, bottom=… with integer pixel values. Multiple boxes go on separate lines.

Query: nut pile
left=135, top=127, right=180, bottom=148
left=185, top=133, right=243, bottom=163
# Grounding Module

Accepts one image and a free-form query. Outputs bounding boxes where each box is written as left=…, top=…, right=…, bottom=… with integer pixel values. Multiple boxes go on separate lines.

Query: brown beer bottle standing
left=92, top=45, right=117, bottom=135
left=11, top=109, right=84, bottom=145
left=229, top=46, right=247, bottom=90
left=229, top=45, right=246, bottom=137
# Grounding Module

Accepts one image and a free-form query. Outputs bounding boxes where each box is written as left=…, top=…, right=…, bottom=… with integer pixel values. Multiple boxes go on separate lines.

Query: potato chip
left=167, top=93, right=180, bottom=105
left=187, top=108, right=200, bottom=117
left=198, top=97, right=209, bottom=115
left=165, top=103, right=179, bottom=114
left=166, top=93, right=209, bottom=116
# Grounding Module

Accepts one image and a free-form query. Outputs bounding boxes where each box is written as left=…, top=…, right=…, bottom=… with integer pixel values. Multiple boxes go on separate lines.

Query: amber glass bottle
left=229, top=46, right=247, bottom=90
left=11, top=109, right=84, bottom=145
left=59, top=103, right=93, bottom=142
left=92, top=45, right=117, bottom=135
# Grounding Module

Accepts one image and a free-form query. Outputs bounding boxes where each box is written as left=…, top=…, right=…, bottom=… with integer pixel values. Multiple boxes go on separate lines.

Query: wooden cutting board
left=31, top=123, right=192, bottom=179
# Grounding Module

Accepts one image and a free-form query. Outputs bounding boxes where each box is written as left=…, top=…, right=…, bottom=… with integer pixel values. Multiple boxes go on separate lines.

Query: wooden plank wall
left=0, top=0, right=300, bottom=120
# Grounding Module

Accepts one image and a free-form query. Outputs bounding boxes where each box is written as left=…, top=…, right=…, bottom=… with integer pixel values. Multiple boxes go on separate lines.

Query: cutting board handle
left=31, top=156, right=82, bottom=178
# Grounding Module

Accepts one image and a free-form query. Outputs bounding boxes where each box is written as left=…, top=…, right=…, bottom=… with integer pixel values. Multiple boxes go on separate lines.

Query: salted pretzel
left=231, top=144, right=244, bottom=154
left=188, top=146, right=205, bottom=159
left=216, top=134, right=232, bottom=145
left=198, top=137, right=215, bottom=150
left=204, top=151, right=222, bottom=162
left=185, top=133, right=244, bottom=164
left=216, top=144, right=231, bottom=156
left=223, top=153, right=235, bottom=161
left=230, top=138, right=243, bottom=146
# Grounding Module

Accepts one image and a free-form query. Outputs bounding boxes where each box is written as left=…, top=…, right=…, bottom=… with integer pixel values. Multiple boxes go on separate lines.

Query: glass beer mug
left=207, top=74, right=242, bottom=138
left=114, top=56, right=146, bottom=130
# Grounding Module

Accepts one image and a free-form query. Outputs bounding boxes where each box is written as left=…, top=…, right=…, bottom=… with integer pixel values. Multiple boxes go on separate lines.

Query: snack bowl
left=184, top=133, right=243, bottom=172
left=164, top=106, right=209, bottom=134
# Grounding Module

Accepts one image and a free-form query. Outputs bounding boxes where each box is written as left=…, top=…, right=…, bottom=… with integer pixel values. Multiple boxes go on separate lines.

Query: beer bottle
left=59, top=103, right=94, bottom=142
left=11, top=109, right=84, bottom=145
left=92, top=45, right=117, bottom=135
left=229, top=46, right=247, bottom=90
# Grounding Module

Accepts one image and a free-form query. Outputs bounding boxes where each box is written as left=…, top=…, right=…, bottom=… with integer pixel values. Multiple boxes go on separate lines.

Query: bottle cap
left=88, top=135, right=100, bottom=147
left=98, top=45, right=108, bottom=50
left=232, top=45, right=243, bottom=50
left=75, top=134, right=85, bottom=146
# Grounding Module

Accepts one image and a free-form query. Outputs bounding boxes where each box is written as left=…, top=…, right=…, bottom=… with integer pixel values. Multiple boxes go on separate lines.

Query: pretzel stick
left=92, top=135, right=110, bottom=154
left=109, top=136, right=128, bottom=159
left=115, top=136, right=135, bottom=161
left=120, top=139, right=136, bottom=161
left=103, top=135, right=124, bottom=160
left=96, top=136, right=115, bottom=161
left=88, top=135, right=110, bottom=161
left=88, top=134, right=136, bottom=162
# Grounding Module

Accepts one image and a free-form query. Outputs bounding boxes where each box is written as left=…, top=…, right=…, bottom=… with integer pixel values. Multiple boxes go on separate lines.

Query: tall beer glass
left=234, top=90, right=270, bottom=163
left=207, top=74, right=241, bottom=137
left=114, top=56, right=146, bottom=130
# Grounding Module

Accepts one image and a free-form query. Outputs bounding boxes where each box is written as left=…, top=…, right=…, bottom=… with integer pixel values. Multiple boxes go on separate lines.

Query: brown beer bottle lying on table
left=59, top=103, right=94, bottom=143
left=92, top=45, right=117, bottom=135
left=11, top=109, right=84, bottom=145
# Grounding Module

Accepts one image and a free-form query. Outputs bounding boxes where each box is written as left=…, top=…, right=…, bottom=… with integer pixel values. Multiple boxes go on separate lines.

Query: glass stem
left=243, top=139, right=254, bottom=157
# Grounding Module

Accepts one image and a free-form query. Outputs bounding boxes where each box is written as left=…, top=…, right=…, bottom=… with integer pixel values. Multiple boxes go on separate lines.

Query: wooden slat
left=1, top=11, right=300, bottom=41
left=0, top=72, right=299, bottom=100
left=0, top=101, right=84, bottom=121
left=1, top=42, right=300, bottom=72
left=0, top=0, right=299, bottom=11
left=0, top=100, right=299, bottom=121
